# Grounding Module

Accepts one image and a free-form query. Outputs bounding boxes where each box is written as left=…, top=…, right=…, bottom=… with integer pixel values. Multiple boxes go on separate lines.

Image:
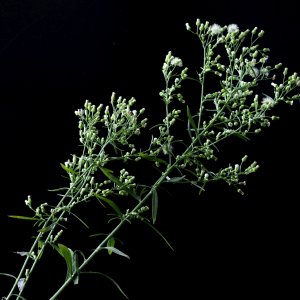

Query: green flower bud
left=185, top=23, right=191, bottom=31
left=97, top=104, right=103, bottom=112
left=252, top=27, right=257, bottom=35
left=258, top=30, right=264, bottom=37
left=242, top=155, right=248, bottom=162
left=111, top=92, right=116, bottom=102
left=237, top=189, right=244, bottom=195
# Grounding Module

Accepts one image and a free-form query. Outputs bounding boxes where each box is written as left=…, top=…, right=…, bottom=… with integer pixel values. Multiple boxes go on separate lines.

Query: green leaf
left=60, top=163, right=79, bottom=176
left=8, top=215, right=40, bottom=221
left=99, top=167, right=141, bottom=202
left=184, top=76, right=201, bottom=83
left=37, top=239, right=45, bottom=260
left=0, top=273, right=17, bottom=280
left=58, top=244, right=73, bottom=283
left=98, top=166, right=114, bottom=173
left=139, top=186, right=149, bottom=199
left=11, top=294, right=27, bottom=300
left=72, top=252, right=79, bottom=285
left=111, top=141, right=119, bottom=155
left=92, top=192, right=123, bottom=219
left=98, top=247, right=130, bottom=259
left=164, top=175, right=186, bottom=183
left=149, top=123, right=166, bottom=131
left=212, top=125, right=250, bottom=142
left=89, top=233, right=124, bottom=245
left=51, top=243, right=64, bottom=257
left=80, top=271, right=129, bottom=299
left=141, top=220, right=174, bottom=252
left=69, top=211, right=89, bottom=229
left=187, top=105, right=198, bottom=133
left=184, top=168, right=198, bottom=178
left=152, top=189, right=158, bottom=225
left=48, top=187, right=69, bottom=192
left=138, top=152, right=168, bottom=165
left=107, top=237, right=115, bottom=255
left=37, top=223, right=55, bottom=233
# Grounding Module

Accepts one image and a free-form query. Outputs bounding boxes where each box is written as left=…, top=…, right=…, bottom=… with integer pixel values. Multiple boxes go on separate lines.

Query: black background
left=0, top=0, right=299, bottom=299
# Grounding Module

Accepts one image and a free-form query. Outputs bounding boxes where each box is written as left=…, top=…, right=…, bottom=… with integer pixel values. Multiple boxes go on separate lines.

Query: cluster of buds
left=123, top=206, right=149, bottom=221
left=52, top=229, right=63, bottom=243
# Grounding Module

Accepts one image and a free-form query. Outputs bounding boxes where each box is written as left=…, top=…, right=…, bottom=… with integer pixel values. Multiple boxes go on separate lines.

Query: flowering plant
left=1, top=18, right=299, bottom=299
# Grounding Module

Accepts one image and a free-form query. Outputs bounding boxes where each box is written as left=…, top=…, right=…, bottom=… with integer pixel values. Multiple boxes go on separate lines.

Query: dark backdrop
left=1, top=0, right=298, bottom=299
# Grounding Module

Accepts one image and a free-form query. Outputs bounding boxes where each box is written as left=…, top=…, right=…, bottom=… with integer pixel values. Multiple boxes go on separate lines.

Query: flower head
left=170, top=57, right=183, bottom=67
left=227, top=24, right=239, bottom=34
left=162, top=143, right=174, bottom=155
left=248, top=66, right=260, bottom=78
left=209, top=23, right=222, bottom=35
left=260, top=67, right=270, bottom=78
left=261, top=96, right=275, bottom=108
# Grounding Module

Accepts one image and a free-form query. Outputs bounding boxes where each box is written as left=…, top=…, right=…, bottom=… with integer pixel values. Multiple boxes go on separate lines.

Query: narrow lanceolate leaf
left=37, top=222, right=55, bottom=233
left=142, top=220, right=175, bottom=252
left=107, top=237, right=115, bottom=255
left=99, top=167, right=141, bottom=202
left=60, top=163, right=79, bottom=176
left=48, top=187, right=69, bottom=192
left=138, top=153, right=168, bottom=165
left=164, top=175, right=186, bottom=183
left=152, top=189, right=158, bottom=225
left=8, top=215, right=40, bottom=221
left=11, top=294, right=27, bottom=300
left=98, top=247, right=130, bottom=259
left=89, top=233, right=124, bottom=245
left=58, top=244, right=73, bottom=282
left=69, top=211, right=89, bottom=229
left=92, top=192, right=123, bottom=220
left=80, top=271, right=129, bottom=299
left=187, top=105, right=198, bottom=133
left=0, top=273, right=17, bottom=280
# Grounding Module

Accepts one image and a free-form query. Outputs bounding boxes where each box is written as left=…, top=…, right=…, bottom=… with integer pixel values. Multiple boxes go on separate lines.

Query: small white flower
left=170, top=57, right=183, bottom=67
left=209, top=23, right=222, bottom=35
left=261, top=96, right=275, bottom=108
left=262, top=55, right=269, bottom=63
left=248, top=66, right=260, bottom=78
left=227, top=24, right=239, bottom=34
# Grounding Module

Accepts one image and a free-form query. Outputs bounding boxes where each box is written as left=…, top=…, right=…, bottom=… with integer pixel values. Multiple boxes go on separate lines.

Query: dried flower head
left=209, top=23, right=222, bottom=35
left=170, top=57, right=183, bottom=67
left=261, top=96, right=275, bottom=108
left=227, top=24, right=239, bottom=34
left=260, top=67, right=270, bottom=78
left=249, top=66, right=260, bottom=78
left=162, top=143, right=174, bottom=155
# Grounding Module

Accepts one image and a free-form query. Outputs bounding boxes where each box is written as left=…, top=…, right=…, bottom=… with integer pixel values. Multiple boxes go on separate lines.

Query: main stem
left=48, top=133, right=200, bottom=299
